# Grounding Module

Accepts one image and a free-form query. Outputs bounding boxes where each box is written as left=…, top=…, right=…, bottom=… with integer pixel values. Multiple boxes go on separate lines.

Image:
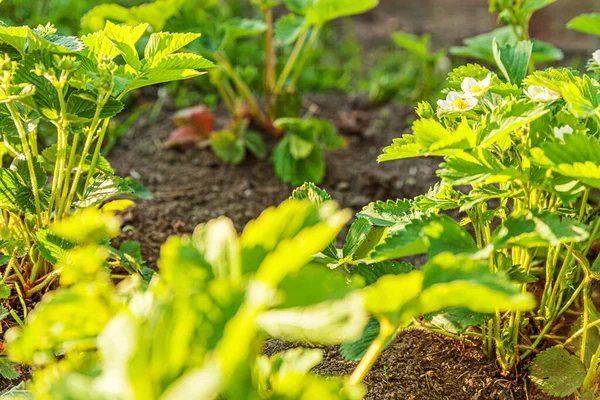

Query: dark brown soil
left=264, top=329, right=565, bottom=400
left=110, top=94, right=439, bottom=266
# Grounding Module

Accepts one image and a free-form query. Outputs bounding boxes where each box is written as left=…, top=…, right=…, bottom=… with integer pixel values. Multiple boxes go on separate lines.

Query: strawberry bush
left=0, top=22, right=212, bottom=327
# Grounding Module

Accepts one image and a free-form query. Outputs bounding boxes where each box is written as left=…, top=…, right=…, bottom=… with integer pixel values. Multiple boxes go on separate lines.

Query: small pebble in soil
left=337, top=181, right=350, bottom=191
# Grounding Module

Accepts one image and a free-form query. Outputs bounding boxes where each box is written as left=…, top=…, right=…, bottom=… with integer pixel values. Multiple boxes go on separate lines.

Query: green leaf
left=240, top=199, right=351, bottom=280
left=273, top=136, right=325, bottom=185
left=275, top=14, right=305, bottom=45
left=439, top=149, right=521, bottom=185
left=422, top=215, right=478, bottom=257
left=491, top=210, right=588, bottom=248
left=38, top=34, right=85, bottom=53
left=392, top=32, right=430, bottom=58
left=144, top=32, right=201, bottom=63
left=158, top=235, right=214, bottom=289
left=379, top=119, right=475, bottom=161
left=531, top=133, right=600, bottom=189
left=350, top=260, right=415, bottom=286
left=276, top=263, right=357, bottom=308
left=51, top=208, right=121, bottom=243
left=369, top=218, right=430, bottom=261
left=417, top=253, right=535, bottom=315
left=225, top=18, right=267, bottom=39
left=289, top=133, right=314, bottom=159
left=36, top=229, right=74, bottom=264
left=192, top=217, right=240, bottom=281
left=75, top=174, right=151, bottom=208
left=81, top=31, right=122, bottom=60
left=0, top=358, right=18, bottom=380
left=477, top=99, right=549, bottom=147
left=66, top=92, right=124, bottom=121
left=305, top=0, right=379, bottom=25
left=0, top=306, right=8, bottom=321
left=148, top=53, right=215, bottom=71
left=522, top=0, right=557, bottom=12
left=0, top=169, right=39, bottom=213
left=450, top=27, right=562, bottom=64
left=257, top=287, right=367, bottom=345
left=447, top=64, right=491, bottom=86
left=211, top=131, right=246, bottom=165
left=243, top=131, right=267, bottom=159
left=364, top=270, right=423, bottom=320
left=284, top=0, right=312, bottom=14
left=10, top=154, right=46, bottom=190
left=123, top=69, right=204, bottom=93
left=103, top=21, right=148, bottom=71
left=567, top=13, right=600, bottom=36
left=0, top=283, right=11, bottom=299
left=530, top=347, right=586, bottom=397
left=13, top=51, right=61, bottom=119
left=357, top=199, right=419, bottom=228
left=81, top=0, right=183, bottom=32
left=493, top=39, right=532, bottom=85
left=342, top=218, right=371, bottom=259
left=340, top=317, right=392, bottom=360
left=0, top=26, right=28, bottom=56
left=424, top=307, right=487, bottom=334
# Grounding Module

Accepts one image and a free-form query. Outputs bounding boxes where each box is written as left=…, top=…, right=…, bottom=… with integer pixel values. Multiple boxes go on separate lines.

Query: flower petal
left=461, top=78, right=477, bottom=93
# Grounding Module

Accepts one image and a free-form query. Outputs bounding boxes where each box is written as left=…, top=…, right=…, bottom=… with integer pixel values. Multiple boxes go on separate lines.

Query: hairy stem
left=7, top=104, right=43, bottom=226
left=349, top=318, right=395, bottom=385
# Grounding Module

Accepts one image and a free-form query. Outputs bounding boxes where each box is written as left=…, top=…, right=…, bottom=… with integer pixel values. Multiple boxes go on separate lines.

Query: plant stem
left=57, top=132, right=80, bottom=218
left=27, top=268, right=62, bottom=296
left=288, top=24, right=322, bottom=92
left=215, top=54, right=270, bottom=129
left=83, top=118, right=110, bottom=192
left=263, top=7, right=276, bottom=115
left=349, top=318, right=395, bottom=385
left=564, top=319, right=600, bottom=347
left=6, top=103, right=42, bottom=227
left=274, top=28, right=309, bottom=96
left=209, top=69, right=235, bottom=115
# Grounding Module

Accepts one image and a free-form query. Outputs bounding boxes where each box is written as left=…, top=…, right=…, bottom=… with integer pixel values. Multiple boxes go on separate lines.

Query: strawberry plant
left=83, top=0, right=378, bottom=185
left=0, top=21, right=212, bottom=323
left=299, top=4, right=600, bottom=395
left=4, top=195, right=532, bottom=398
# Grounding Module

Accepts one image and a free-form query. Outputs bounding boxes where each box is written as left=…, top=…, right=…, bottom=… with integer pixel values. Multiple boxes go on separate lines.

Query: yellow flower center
left=452, top=98, right=470, bottom=110
left=470, top=84, right=482, bottom=93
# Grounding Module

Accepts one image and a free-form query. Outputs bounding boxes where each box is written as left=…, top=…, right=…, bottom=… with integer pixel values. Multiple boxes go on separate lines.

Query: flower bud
left=0, top=54, right=14, bottom=72
left=415, top=101, right=434, bottom=119
left=52, top=55, right=79, bottom=71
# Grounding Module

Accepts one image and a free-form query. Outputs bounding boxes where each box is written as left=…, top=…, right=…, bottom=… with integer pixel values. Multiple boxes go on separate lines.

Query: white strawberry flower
left=593, top=49, right=600, bottom=65
left=525, top=85, right=561, bottom=102
left=437, top=91, right=478, bottom=112
left=460, top=73, right=492, bottom=98
left=553, top=125, right=573, bottom=141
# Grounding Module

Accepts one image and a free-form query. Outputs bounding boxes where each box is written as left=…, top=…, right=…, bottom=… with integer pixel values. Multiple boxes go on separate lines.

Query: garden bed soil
left=264, top=329, right=562, bottom=400
left=109, top=94, right=439, bottom=266
left=106, top=1, right=594, bottom=399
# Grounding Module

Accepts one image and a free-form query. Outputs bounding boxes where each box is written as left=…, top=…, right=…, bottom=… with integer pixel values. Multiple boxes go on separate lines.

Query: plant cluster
left=346, top=4, right=600, bottom=395
left=3, top=190, right=531, bottom=399
left=80, top=0, right=378, bottom=185
left=0, top=22, right=212, bottom=330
